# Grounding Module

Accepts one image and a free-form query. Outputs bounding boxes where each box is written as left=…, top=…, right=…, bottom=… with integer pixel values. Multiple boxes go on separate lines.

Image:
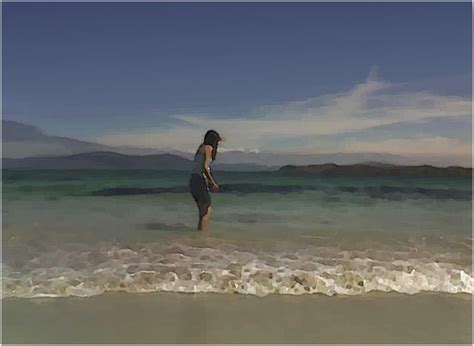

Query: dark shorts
left=189, top=174, right=211, bottom=212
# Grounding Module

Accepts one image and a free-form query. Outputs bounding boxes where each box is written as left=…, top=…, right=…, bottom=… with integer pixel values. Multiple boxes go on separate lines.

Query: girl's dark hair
left=203, top=130, right=222, bottom=160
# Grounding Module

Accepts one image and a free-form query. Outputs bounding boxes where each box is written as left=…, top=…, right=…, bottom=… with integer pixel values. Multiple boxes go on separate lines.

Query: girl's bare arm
left=203, top=145, right=219, bottom=189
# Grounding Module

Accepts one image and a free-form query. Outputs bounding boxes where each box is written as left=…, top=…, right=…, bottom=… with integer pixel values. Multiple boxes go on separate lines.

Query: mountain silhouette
left=3, top=151, right=193, bottom=170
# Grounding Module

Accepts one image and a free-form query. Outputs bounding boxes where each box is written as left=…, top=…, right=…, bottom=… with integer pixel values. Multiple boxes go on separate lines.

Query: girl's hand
left=209, top=182, right=220, bottom=192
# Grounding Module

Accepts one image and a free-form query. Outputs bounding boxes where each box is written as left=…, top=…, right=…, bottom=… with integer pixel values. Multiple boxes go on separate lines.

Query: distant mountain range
left=3, top=151, right=191, bottom=170
left=2, top=120, right=471, bottom=168
left=213, top=151, right=417, bottom=166
left=279, top=163, right=471, bottom=177
left=2, top=120, right=169, bottom=158
left=2, top=151, right=272, bottom=171
left=5, top=151, right=470, bottom=177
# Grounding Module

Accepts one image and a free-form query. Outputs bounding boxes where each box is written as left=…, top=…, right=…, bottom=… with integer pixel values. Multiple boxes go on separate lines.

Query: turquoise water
left=2, top=170, right=473, bottom=298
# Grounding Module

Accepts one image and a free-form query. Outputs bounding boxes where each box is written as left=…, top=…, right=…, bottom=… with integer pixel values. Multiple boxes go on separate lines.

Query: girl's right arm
left=203, top=145, right=219, bottom=191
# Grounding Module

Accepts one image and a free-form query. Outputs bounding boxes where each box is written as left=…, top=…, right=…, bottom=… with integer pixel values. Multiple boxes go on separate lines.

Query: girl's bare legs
left=198, top=206, right=212, bottom=231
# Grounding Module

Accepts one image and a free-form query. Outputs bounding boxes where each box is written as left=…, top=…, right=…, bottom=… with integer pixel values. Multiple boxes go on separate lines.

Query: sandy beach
left=2, top=292, right=472, bottom=344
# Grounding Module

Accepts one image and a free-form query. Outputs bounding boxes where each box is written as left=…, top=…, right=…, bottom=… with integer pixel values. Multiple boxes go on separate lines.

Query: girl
left=189, top=130, right=222, bottom=231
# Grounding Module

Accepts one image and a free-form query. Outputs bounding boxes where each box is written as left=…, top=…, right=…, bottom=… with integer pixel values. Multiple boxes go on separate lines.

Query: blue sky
left=3, top=2, right=472, bottom=158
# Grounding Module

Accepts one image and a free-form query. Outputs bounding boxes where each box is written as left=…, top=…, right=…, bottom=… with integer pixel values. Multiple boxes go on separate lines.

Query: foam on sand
left=2, top=242, right=472, bottom=298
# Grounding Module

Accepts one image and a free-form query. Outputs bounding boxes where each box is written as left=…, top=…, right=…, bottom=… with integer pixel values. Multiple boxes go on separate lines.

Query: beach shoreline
left=2, top=291, right=472, bottom=344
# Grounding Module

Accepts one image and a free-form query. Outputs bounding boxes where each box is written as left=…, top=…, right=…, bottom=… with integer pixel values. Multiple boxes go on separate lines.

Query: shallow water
left=2, top=170, right=472, bottom=298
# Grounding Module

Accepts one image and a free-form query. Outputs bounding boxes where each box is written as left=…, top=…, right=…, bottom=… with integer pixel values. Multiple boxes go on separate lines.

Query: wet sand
left=2, top=292, right=472, bottom=344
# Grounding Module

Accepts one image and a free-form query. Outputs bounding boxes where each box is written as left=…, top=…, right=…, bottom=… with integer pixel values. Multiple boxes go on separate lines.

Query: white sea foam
left=2, top=243, right=472, bottom=299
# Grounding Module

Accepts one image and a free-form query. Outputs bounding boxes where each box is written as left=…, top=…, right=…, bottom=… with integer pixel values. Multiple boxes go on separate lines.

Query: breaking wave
left=2, top=243, right=472, bottom=299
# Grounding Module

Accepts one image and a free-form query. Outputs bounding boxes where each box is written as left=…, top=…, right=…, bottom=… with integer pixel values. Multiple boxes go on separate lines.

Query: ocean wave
left=92, top=184, right=471, bottom=200
left=2, top=243, right=472, bottom=299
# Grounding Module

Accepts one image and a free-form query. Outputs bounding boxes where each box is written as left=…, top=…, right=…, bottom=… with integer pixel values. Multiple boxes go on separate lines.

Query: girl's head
left=203, top=130, right=222, bottom=160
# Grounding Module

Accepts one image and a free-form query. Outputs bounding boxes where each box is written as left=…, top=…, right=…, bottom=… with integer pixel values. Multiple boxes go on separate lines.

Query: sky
left=3, top=2, right=472, bottom=158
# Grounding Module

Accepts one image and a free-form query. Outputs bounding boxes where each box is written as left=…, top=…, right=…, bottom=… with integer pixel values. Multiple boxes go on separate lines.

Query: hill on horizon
left=3, top=150, right=472, bottom=176
left=2, top=151, right=274, bottom=171
left=2, top=120, right=169, bottom=158
left=2, top=120, right=471, bottom=168
left=278, top=163, right=471, bottom=177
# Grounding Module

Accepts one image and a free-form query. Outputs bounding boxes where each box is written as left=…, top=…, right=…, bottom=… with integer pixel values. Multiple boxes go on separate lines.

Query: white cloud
left=96, top=71, right=472, bottom=156
left=341, top=137, right=472, bottom=156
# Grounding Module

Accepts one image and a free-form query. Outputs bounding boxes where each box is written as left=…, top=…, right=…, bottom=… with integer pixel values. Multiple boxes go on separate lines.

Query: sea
left=2, top=169, right=473, bottom=298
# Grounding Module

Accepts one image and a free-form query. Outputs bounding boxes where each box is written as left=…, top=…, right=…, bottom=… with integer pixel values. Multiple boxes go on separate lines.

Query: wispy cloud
left=341, top=137, right=471, bottom=156
left=96, top=70, right=472, bottom=157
